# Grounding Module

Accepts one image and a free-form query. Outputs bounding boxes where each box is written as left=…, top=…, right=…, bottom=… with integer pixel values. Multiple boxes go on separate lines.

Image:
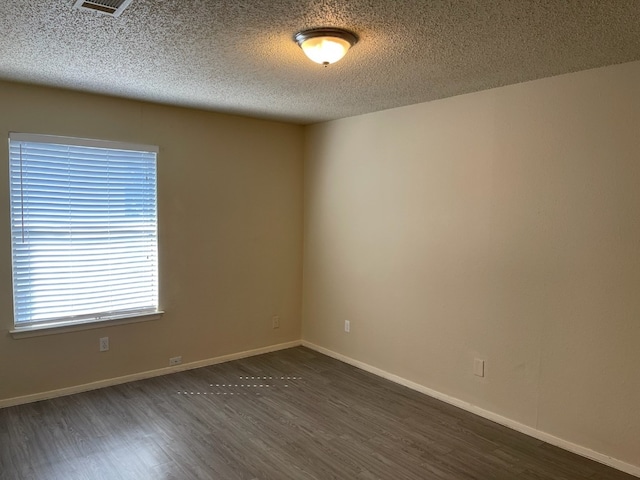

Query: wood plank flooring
left=0, top=347, right=635, bottom=479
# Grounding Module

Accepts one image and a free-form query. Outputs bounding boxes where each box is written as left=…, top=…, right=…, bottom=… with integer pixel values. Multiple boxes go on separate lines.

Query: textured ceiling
left=1, top=1, right=639, bottom=124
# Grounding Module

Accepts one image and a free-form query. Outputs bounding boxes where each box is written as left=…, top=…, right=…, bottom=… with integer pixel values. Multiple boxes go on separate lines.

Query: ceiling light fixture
left=294, top=28, right=358, bottom=66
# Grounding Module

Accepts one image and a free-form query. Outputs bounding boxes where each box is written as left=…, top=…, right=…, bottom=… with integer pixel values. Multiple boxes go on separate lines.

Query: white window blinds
left=8, top=133, right=159, bottom=329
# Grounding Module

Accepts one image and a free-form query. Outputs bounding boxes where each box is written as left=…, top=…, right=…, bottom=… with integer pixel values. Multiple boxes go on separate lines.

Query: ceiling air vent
left=73, top=0, right=133, bottom=17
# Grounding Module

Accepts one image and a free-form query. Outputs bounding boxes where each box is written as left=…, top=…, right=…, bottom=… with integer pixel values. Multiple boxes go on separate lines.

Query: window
left=8, top=133, right=159, bottom=331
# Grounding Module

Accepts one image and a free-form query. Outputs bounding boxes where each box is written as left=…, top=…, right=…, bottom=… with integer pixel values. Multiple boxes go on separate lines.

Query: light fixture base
left=294, top=28, right=359, bottom=47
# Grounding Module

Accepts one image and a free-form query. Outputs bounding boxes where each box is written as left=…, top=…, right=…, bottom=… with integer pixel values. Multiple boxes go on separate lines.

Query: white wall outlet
left=99, top=337, right=109, bottom=352
left=344, top=320, right=350, bottom=333
left=169, top=356, right=182, bottom=366
left=272, top=315, right=280, bottom=329
left=474, top=358, right=485, bottom=377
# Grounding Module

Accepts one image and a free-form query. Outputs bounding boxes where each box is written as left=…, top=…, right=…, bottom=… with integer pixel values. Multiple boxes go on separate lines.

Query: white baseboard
left=301, top=340, right=640, bottom=478
left=0, top=340, right=302, bottom=409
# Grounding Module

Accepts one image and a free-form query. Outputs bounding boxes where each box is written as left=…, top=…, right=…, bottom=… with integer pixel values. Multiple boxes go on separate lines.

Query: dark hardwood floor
left=0, top=347, right=635, bottom=479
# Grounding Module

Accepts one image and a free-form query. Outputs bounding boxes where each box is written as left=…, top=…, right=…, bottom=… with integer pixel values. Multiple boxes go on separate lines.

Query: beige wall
left=0, top=81, right=304, bottom=401
left=303, top=61, right=640, bottom=468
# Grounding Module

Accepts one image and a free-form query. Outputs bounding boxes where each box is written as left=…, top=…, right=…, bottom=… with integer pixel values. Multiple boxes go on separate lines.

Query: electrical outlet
left=474, top=358, right=485, bottom=377
left=169, top=356, right=182, bottom=366
left=99, top=337, right=109, bottom=352
left=344, top=320, right=350, bottom=333
left=272, top=315, right=280, bottom=329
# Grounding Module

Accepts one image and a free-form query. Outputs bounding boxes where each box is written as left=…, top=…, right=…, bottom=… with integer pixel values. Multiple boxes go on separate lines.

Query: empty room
left=0, top=1, right=639, bottom=479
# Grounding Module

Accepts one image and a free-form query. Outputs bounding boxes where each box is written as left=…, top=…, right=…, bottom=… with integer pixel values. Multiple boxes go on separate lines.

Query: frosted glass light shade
left=300, top=36, right=351, bottom=65
left=294, top=28, right=358, bottom=66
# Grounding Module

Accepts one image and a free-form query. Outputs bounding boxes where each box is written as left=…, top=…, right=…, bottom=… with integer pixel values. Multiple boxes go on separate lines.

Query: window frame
left=7, top=132, right=163, bottom=337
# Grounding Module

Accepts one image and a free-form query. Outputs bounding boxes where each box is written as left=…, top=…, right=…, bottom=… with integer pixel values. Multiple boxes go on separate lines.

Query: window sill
left=9, top=311, right=164, bottom=339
